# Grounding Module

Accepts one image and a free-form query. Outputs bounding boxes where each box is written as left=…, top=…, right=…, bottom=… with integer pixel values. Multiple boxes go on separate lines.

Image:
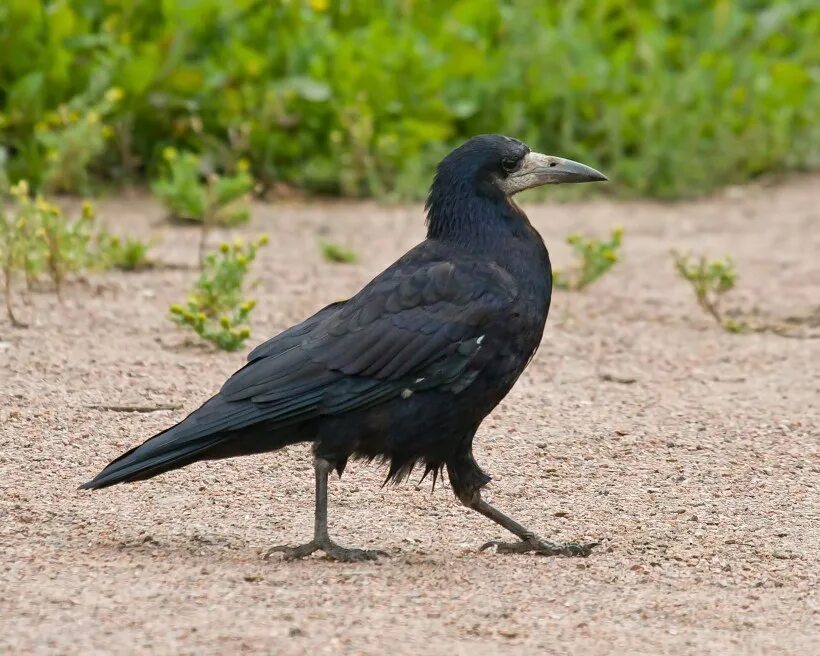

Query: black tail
left=79, top=394, right=281, bottom=490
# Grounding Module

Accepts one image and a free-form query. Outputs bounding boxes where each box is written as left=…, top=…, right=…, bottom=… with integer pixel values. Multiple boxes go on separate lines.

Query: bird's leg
left=447, top=451, right=597, bottom=557
left=264, top=457, right=386, bottom=562
left=466, top=491, right=597, bottom=557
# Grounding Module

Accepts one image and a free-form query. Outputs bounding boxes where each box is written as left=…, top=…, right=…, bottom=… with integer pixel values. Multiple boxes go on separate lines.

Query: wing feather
left=218, top=249, right=518, bottom=427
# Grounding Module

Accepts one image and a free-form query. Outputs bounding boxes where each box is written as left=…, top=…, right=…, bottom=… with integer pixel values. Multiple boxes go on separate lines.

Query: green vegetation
left=1, top=1, right=817, bottom=200
left=34, top=89, right=122, bottom=195
left=169, top=235, right=268, bottom=351
left=96, top=233, right=154, bottom=271
left=320, top=241, right=358, bottom=264
left=151, top=149, right=253, bottom=226
left=672, top=251, right=744, bottom=332
left=0, top=183, right=153, bottom=325
left=554, top=227, right=623, bottom=291
left=151, top=148, right=254, bottom=263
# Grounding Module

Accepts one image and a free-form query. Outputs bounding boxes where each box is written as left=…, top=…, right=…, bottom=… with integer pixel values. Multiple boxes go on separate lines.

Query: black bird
left=82, top=135, right=607, bottom=561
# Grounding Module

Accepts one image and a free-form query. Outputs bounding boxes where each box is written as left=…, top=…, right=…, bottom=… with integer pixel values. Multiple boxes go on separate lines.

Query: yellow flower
left=241, top=299, right=256, bottom=313
left=310, top=0, right=329, bottom=11
left=101, top=125, right=114, bottom=139
left=239, top=327, right=251, bottom=339
left=162, top=146, right=178, bottom=162
left=68, top=111, right=80, bottom=123
left=34, top=121, right=48, bottom=134
left=236, top=255, right=248, bottom=266
left=169, top=304, right=185, bottom=315
left=10, top=180, right=29, bottom=198
left=237, top=158, right=250, bottom=173
left=46, top=149, right=58, bottom=162
left=219, top=242, right=230, bottom=254
left=105, top=87, right=124, bottom=104
left=86, top=111, right=100, bottom=125
left=257, top=233, right=270, bottom=246
left=81, top=200, right=95, bottom=219
left=219, top=315, right=231, bottom=329
left=233, top=236, right=245, bottom=250
left=34, top=195, right=51, bottom=213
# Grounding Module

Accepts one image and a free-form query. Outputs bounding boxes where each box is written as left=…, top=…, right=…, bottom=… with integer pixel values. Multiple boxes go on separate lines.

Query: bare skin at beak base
left=500, top=152, right=607, bottom=195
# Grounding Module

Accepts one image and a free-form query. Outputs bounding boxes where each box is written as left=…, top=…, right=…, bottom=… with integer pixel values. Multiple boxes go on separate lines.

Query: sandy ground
left=1, top=177, right=819, bottom=655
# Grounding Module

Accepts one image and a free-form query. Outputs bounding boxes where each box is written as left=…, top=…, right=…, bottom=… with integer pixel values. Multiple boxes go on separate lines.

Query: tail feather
left=80, top=395, right=245, bottom=490
left=79, top=433, right=230, bottom=489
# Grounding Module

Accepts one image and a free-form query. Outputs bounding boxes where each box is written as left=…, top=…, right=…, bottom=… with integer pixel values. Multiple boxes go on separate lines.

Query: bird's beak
left=501, top=152, right=607, bottom=195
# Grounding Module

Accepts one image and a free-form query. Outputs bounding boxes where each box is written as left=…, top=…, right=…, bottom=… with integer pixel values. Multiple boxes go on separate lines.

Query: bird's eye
left=501, top=157, right=521, bottom=173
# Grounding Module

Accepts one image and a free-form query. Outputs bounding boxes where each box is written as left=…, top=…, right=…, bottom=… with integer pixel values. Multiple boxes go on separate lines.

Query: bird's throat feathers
left=425, top=179, right=533, bottom=249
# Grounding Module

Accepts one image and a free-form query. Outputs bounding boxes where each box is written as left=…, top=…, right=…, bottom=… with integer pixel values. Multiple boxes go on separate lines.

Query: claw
left=264, top=542, right=319, bottom=560
left=264, top=540, right=388, bottom=562
left=480, top=537, right=598, bottom=558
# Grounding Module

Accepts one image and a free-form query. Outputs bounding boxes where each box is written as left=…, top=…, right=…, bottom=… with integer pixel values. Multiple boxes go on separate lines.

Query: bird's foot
left=264, top=539, right=387, bottom=563
left=480, top=536, right=598, bottom=558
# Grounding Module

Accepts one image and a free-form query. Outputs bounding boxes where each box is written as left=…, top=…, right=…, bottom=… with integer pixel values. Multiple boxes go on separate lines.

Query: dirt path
left=2, top=177, right=818, bottom=655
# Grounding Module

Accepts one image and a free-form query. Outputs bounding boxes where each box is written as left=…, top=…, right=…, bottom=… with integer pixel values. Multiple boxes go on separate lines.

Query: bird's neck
left=425, top=186, right=534, bottom=251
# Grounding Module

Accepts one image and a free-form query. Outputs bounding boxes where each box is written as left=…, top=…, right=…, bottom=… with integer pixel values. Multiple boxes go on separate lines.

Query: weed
left=0, top=3, right=817, bottom=200
left=151, top=149, right=253, bottom=263
left=0, top=182, right=95, bottom=311
left=35, top=90, right=121, bottom=195
left=0, top=184, right=35, bottom=326
left=96, top=233, right=154, bottom=271
left=554, top=227, right=623, bottom=291
left=169, top=235, right=268, bottom=351
left=320, top=241, right=358, bottom=264
left=1, top=183, right=154, bottom=324
left=672, top=251, right=743, bottom=332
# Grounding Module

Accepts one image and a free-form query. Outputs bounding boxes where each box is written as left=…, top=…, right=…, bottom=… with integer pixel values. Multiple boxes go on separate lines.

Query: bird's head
left=435, top=134, right=606, bottom=197
left=426, top=135, right=606, bottom=241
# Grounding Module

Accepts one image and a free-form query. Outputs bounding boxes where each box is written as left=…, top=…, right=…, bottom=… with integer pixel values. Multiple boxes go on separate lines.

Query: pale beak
left=500, top=152, right=607, bottom=195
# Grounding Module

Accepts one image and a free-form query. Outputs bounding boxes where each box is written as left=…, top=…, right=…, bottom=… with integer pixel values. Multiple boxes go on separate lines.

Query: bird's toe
left=480, top=537, right=598, bottom=558
left=321, top=542, right=387, bottom=563
left=263, top=542, right=319, bottom=560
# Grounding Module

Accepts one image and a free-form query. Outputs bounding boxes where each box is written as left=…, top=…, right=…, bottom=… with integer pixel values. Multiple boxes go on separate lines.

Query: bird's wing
left=245, top=300, right=347, bottom=363
left=219, top=257, right=518, bottom=416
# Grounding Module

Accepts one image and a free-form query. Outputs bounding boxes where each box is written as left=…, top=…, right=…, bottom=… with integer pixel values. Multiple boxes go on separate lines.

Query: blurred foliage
left=672, top=250, right=744, bottom=332
left=554, top=227, right=623, bottom=290
left=0, top=183, right=96, bottom=316
left=0, top=184, right=150, bottom=325
left=96, top=232, right=154, bottom=271
left=152, top=148, right=253, bottom=225
left=320, top=240, right=358, bottom=264
left=0, top=0, right=818, bottom=199
left=169, top=235, right=267, bottom=350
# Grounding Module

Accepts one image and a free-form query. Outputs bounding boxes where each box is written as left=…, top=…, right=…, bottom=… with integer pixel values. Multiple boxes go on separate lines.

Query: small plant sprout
left=1, top=182, right=94, bottom=309
left=1, top=185, right=154, bottom=326
left=553, top=227, right=623, bottom=291
left=169, top=235, right=268, bottom=351
left=151, top=149, right=254, bottom=265
left=672, top=251, right=744, bottom=333
left=320, top=241, right=359, bottom=264
left=96, top=233, right=154, bottom=271
left=37, top=88, right=123, bottom=194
